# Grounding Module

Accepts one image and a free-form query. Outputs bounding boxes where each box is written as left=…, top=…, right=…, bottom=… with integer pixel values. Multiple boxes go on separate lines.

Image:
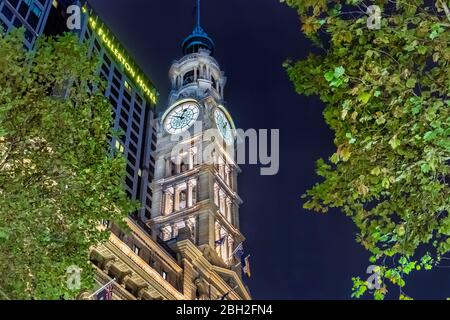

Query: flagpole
left=218, top=285, right=239, bottom=300
left=88, top=277, right=116, bottom=299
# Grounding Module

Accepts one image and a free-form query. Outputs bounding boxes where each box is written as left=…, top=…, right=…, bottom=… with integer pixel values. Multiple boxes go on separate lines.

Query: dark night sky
left=88, top=0, right=450, bottom=299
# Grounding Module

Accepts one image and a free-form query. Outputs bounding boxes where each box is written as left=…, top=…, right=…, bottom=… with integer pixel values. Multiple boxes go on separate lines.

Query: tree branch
left=437, top=0, right=450, bottom=23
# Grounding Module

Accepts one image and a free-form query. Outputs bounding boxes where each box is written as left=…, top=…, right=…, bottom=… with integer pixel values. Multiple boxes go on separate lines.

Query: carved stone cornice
left=174, top=240, right=251, bottom=300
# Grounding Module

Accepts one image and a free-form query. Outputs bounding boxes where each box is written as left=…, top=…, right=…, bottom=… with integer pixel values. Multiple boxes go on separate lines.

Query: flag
left=242, top=255, right=251, bottom=278
left=215, top=236, right=226, bottom=246
left=232, top=243, right=244, bottom=259
left=96, top=282, right=113, bottom=300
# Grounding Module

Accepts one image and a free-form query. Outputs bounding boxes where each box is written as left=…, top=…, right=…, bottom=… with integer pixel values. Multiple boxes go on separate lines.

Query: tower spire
left=182, top=0, right=215, bottom=55
left=196, top=0, right=201, bottom=28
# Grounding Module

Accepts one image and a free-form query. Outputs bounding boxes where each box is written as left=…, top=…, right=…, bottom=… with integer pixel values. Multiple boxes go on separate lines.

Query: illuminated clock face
left=164, top=102, right=200, bottom=134
left=214, top=108, right=234, bottom=145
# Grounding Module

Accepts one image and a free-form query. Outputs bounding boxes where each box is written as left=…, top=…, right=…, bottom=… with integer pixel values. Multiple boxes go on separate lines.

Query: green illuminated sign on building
left=84, top=8, right=158, bottom=105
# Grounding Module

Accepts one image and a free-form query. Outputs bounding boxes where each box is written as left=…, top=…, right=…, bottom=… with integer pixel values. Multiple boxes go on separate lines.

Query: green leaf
left=421, top=163, right=430, bottom=173
left=358, top=92, right=371, bottom=104
left=406, top=78, right=416, bottom=89
left=389, top=136, right=401, bottom=149
left=334, top=66, right=345, bottom=78
left=324, top=70, right=335, bottom=82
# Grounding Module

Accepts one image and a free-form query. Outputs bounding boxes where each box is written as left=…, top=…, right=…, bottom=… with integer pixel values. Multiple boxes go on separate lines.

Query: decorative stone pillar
left=226, top=198, right=233, bottom=224
left=215, top=222, right=221, bottom=254
left=187, top=180, right=194, bottom=207
left=164, top=188, right=174, bottom=215
left=214, top=184, right=219, bottom=206
left=165, top=158, right=171, bottom=177
left=228, top=237, right=234, bottom=265
left=189, top=149, right=195, bottom=170
left=174, top=187, right=180, bottom=211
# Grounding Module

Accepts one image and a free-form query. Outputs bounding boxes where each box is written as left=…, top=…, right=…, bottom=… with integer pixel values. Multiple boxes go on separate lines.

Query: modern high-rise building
left=1, top=0, right=251, bottom=300
left=0, top=0, right=52, bottom=49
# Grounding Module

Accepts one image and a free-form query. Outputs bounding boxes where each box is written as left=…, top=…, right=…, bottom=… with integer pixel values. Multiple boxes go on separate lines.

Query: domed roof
left=181, top=0, right=214, bottom=55
left=182, top=26, right=215, bottom=55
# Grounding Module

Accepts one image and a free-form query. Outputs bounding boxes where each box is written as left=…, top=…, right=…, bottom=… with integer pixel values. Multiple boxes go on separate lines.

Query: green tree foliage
left=283, top=0, right=450, bottom=299
left=0, top=30, right=137, bottom=299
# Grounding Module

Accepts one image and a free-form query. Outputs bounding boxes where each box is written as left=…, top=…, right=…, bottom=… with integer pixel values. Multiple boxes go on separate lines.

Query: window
left=125, top=176, right=133, bottom=189
left=131, top=121, right=139, bottom=134
left=31, top=4, right=41, bottom=17
left=110, top=86, right=119, bottom=99
left=108, top=96, right=117, bottom=108
left=134, top=102, right=142, bottom=115
left=132, top=111, right=140, bottom=124
left=123, top=100, right=131, bottom=112
left=24, top=28, right=33, bottom=42
left=18, top=1, right=29, bottom=18
left=1, top=5, right=13, bottom=21
left=115, top=140, right=125, bottom=154
left=104, top=54, right=111, bottom=65
left=129, top=142, right=137, bottom=155
left=183, top=71, right=194, bottom=85
left=126, top=164, right=134, bottom=176
left=120, top=109, right=129, bottom=122
left=145, top=209, right=151, bottom=219
left=124, top=81, right=131, bottom=91
left=27, top=7, right=40, bottom=29
left=130, top=132, right=138, bottom=145
left=101, top=63, right=109, bottom=75
left=135, top=94, right=143, bottom=105
left=7, top=0, right=19, bottom=9
left=133, top=245, right=140, bottom=256
left=123, top=89, right=131, bottom=102
left=179, top=189, right=187, bottom=210
left=113, top=67, right=122, bottom=80
left=128, top=153, right=136, bottom=166
left=119, top=119, right=127, bottom=131
left=112, top=76, right=121, bottom=89
left=13, top=17, right=21, bottom=28
left=94, top=39, right=101, bottom=51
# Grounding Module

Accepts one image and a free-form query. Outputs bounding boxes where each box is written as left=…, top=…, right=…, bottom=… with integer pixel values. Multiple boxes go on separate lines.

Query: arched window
left=183, top=70, right=195, bottom=85
left=179, top=189, right=187, bottom=210
left=180, top=161, right=188, bottom=173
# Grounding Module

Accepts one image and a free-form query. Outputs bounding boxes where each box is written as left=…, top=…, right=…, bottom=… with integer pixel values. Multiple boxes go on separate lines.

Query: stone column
left=215, top=222, right=221, bottom=255
left=165, top=158, right=171, bottom=177
left=189, top=149, right=195, bottom=170
left=187, top=180, right=194, bottom=207
left=228, top=237, right=234, bottom=265
left=226, top=198, right=232, bottom=224
left=214, top=184, right=219, bottom=206
left=174, top=187, right=180, bottom=211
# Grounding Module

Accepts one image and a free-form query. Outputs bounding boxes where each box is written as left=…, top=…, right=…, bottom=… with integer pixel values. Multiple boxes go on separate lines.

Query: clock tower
left=147, top=0, right=250, bottom=300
